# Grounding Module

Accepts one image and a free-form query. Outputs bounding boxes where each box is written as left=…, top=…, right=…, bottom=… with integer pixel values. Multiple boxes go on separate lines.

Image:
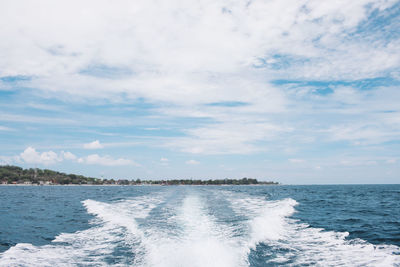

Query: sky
left=0, top=0, right=399, bottom=184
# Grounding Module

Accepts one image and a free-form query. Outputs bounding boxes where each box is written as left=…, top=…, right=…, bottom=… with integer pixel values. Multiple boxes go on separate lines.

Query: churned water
left=0, top=185, right=399, bottom=266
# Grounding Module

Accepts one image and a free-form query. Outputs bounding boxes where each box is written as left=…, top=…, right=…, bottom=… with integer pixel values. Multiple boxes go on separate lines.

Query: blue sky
left=0, top=0, right=399, bottom=184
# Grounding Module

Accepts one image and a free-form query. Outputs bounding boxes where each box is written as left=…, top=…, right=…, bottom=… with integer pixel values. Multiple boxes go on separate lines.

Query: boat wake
left=1, top=188, right=399, bottom=266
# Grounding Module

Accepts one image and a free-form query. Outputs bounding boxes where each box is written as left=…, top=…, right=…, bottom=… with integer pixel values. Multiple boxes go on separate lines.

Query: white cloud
left=0, top=0, right=397, bottom=102
left=83, top=140, right=104, bottom=149
left=185, top=159, right=200, bottom=165
left=340, top=159, right=377, bottom=166
left=61, top=151, right=77, bottom=160
left=0, top=113, right=75, bottom=125
left=0, top=147, right=77, bottom=165
left=78, top=154, right=139, bottom=166
left=20, top=147, right=62, bottom=165
left=168, top=121, right=290, bottom=154
left=326, top=124, right=398, bottom=145
left=0, top=126, right=14, bottom=131
left=1, top=147, right=139, bottom=167
left=160, top=157, right=169, bottom=166
left=18, top=147, right=79, bottom=165
left=0, top=0, right=399, bottom=176
left=289, top=158, right=305, bottom=163
left=0, top=155, right=21, bottom=165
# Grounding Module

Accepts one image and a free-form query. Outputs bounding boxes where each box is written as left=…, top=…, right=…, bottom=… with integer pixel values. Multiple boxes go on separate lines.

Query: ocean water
left=0, top=185, right=399, bottom=266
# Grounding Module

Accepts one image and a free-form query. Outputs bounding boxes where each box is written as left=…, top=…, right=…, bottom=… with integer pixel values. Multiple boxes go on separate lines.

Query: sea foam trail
left=1, top=188, right=400, bottom=267
left=224, top=191, right=400, bottom=267
left=139, top=193, right=249, bottom=267
left=0, top=195, right=162, bottom=267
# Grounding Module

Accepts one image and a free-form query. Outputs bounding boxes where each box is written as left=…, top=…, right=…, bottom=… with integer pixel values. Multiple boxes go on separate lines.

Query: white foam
left=225, top=191, right=400, bottom=267
left=0, top=195, right=162, bottom=267
left=140, top=194, right=249, bottom=267
left=0, top=225, right=121, bottom=266
left=1, top=189, right=399, bottom=267
left=82, top=195, right=160, bottom=237
left=267, top=221, right=400, bottom=266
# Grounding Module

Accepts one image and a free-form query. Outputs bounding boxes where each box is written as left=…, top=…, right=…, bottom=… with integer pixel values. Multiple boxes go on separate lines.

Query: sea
left=0, top=184, right=399, bottom=266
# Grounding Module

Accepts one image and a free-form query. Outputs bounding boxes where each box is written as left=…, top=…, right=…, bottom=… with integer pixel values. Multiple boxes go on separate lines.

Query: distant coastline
left=0, top=165, right=278, bottom=186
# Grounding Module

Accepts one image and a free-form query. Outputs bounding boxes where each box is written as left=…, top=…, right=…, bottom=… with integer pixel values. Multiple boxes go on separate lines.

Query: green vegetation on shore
left=0, top=165, right=278, bottom=185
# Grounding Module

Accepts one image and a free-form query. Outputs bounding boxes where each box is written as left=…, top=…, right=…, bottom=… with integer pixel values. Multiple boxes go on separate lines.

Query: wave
left=1, top=188, right=399, bottom=267
left=222, top=190, right=400, bottom=266
left=139, top=194, right=249, bottom=267
left=0, top=195, right=163, bottom=266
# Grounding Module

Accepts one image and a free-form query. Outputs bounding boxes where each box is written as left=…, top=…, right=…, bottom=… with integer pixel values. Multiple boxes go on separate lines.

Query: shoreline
left=0, top=183, right=277, bottom=186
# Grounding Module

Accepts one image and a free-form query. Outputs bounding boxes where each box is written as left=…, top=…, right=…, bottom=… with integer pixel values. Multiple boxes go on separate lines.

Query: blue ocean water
left=0, top=185, right=399, bottom=266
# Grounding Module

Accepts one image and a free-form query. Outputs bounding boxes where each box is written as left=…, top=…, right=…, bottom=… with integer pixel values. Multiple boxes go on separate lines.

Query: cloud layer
left=78, top=154, right=138, bottom=166
left=0, top=147, right=138, bottom=167
left=0, top=0, right=399, bottom=182
left=1, top=0, right=398, bottom=154
left=83, top=140, right=104, bottom=149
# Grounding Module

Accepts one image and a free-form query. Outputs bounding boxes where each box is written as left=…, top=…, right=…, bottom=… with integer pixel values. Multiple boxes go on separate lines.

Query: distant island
left=0, top=165, right=278, bottom=186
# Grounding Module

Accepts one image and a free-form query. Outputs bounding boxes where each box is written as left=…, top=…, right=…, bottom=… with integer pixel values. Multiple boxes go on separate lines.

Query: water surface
left=0, top=185, right=399, bottom=266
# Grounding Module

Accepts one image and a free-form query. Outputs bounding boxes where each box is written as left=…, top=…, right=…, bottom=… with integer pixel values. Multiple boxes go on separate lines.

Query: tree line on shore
left=0, top=165, right=278, bottom=185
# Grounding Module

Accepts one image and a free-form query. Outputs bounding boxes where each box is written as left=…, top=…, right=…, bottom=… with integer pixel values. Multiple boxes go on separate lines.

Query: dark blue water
left=0, top=185, right=399, bottom=266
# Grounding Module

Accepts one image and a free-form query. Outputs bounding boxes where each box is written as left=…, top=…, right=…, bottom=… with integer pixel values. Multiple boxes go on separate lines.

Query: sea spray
left=1, top=186, right=400, bottom=267
left=140, top=193, right=248, bottom=267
